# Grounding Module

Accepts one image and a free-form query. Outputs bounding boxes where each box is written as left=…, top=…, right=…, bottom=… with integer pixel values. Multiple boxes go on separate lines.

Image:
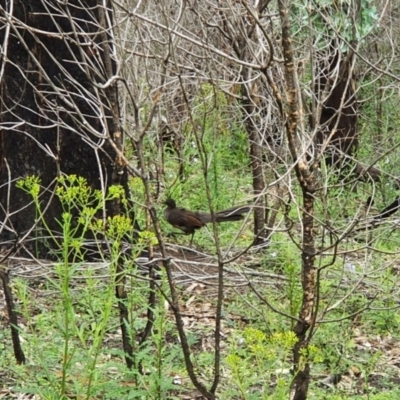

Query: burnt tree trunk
left=240, top=80, right=268, bottom=245
left=313, top=45, right=358, bottom=169
left=312, top=45, right=400, bottom=219
left=0, top=0, right=126, bottom=256
left=0, top=0, right=139, bottom=369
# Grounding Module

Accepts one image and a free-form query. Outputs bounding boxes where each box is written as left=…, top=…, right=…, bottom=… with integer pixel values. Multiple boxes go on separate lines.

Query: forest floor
left=1, top=238, right=400, bottom=399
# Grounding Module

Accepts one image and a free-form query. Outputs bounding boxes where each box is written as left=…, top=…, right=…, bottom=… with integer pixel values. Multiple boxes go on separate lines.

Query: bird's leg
left=189, top=232, right=195, bottom=246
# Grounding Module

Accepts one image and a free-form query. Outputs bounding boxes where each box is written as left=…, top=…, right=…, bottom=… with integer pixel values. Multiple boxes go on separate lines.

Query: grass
left=2, top=224, right=400, bottom=398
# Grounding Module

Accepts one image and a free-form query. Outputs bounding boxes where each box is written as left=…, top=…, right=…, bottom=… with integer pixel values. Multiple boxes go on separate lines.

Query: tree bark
left=0, top=0, right=122, bottom=256
left=278, top=1, right=317, bottom=398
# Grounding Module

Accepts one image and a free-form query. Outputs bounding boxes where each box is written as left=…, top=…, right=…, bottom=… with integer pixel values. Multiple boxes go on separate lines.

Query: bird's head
left=163, top=198, right=176, bottom=208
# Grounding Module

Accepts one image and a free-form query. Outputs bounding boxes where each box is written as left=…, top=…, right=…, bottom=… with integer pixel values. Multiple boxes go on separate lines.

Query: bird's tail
left=215, top=205, right=251, bottom=222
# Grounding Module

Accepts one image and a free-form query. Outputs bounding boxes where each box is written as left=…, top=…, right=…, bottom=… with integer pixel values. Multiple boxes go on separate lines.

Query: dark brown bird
left=163, top=198, right=250, bottom=244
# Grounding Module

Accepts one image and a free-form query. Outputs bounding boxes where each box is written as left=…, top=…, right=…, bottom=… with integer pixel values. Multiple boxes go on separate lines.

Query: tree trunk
left=0, top=0, right=123, bottom=256
left=313, top=45, right=358, bottom=168
left=278, top=1, right=317, bottom=398
left=240, top=80, right=267, bottom=245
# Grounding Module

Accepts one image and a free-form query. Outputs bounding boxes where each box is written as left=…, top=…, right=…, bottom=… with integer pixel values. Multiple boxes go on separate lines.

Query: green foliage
left=8, top=175, right=181, bottom=398
left=16, top=175, right=41, bottom=198
left=129, top=177, right=147, bottom=227
left=259, top=234, right=303, bottom=325
left=224, top=327, right=325, bottom=399
left=167, top=84, right=250, bottom=188
left=294, top=0, right=378, bottom=49
left=9, top=272, right=182, bottom=399
left=224, top=328, right=297, bottom=399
